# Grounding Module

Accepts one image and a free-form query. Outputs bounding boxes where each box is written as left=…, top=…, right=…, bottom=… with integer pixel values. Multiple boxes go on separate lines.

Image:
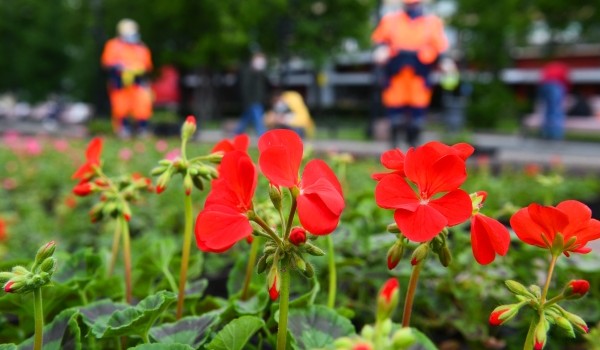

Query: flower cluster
left=0, top=241, right=57, bottom=294
left=374, top=141, right=510, bottom=268
left=195, top=129, right=345, bottom=299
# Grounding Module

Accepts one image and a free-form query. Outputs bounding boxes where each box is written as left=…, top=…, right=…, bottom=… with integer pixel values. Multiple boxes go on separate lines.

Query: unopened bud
left=360, top=325, right=374, bottom=340
left=293, top=253, right=307, bottom=272
left=333, top=338, right=354, bottom=348
left=151, top=164, right=169, bottom=176
left=386, top=240, right=404, bottom=270
left=352, top=342, right=373, bottom=350
left=533, top=318, right=549, bottom=350
left=387, top=223, right=400, bottom=233
left=505, top=280, right=535, bottom=298
left=563, top=280, right=590, bottom=299
left=122, top=203, right=132, bottom=222
left=289, top=227, right=307, bottom=246
left=410, top=244, right=429, bottom=266
left=156, top=169, right=174, bottom=194
left=181, top=115, right=197, bottom=141
left=73, top=182, right=95, bottom=196
left=438, top=245, right=452, bottom=267
left=304, top=242, right=325, bottom=256
left=183, top=173, right=193, bottom=196
left=12, top=266, right=30, bottom=275
left=35, top=241, right=56, bottom=264
left=267, top=265, right=280, bottom=301
left=0, top=272, right=14, bottom=283
left=555, top=316, right=575, bottom=338
left=489, top=303, right=523, bottom=326
left=302, top=262, right=315, bottom=278
left=391, top=328, right=416, bottom=348
left=192, top=175, right=204, bottom=191
left=376, top=278, right=400, bottom=321
left=269, top=185, right=282, bottom=211
left=39, top=257, right=57, bottom=274
left=256, top=254, right=269, bottom=274
left=562, top=310, right=589, bottom=334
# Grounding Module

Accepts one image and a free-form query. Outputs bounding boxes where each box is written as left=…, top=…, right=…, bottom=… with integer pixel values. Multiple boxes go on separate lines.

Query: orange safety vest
left=372, top=11, right=448, bottom=108
left=101, top=38, right=152, bottom=72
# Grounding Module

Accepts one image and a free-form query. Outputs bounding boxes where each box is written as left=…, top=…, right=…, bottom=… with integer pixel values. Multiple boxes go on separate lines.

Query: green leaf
left=205, top=315, right=265, bottom=350
left=185, top=279, right=209, bottom=300
left=288, top=275, right=320, bottom=308
left=411, top=328, right=437, bottom=350
left=227, top=251, right=266, bottom=297
left=233, top=289, right=269, bottom=315
left=150, top=313, right=219, bottom=348
left=79, top=299, right=128, bottom=329
left=129, top=344, right=195, bottom=350
left=91, top=291, right=177, bottom=339
left=17, top=308, right=81, bottom=350
left=52, top=249, right=103, bottom=288
left=0, top=345, right=17, bottom=350
left=286, top=305, right=355, bottom=350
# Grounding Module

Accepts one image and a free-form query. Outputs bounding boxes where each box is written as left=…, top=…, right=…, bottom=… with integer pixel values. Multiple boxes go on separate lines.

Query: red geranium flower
left=372, top=149, right=405, bottom=181
left=469, top=191, right=510, bottom=265
left=258, top=129, right=344, bottom=235
left=195, top=150, right=257, bottom=252
left=510, top=200, right=600, bottom=256
left=72, top=137, right=103, bottom=181
left=211, top=134, right=250, bottom=154
left=375, top=142, right=472, bottom=242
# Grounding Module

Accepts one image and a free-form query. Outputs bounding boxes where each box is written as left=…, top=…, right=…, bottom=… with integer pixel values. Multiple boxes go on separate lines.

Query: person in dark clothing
left=235, top=52, right=269, bottom=136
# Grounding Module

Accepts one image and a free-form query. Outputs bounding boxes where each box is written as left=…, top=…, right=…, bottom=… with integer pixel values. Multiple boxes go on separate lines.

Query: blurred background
left=0, top=0, right=599, bottom=137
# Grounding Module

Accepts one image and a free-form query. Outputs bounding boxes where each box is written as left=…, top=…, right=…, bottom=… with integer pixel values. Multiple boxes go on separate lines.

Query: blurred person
left=540, top=61, right=569, bottom=140
left=102, top=19, right=153, bottom=138
left=264, top=90, right=315, bottom=138
left=372, top=0, right=451, bottom=147
left=235, top=51, right=269, bottom=136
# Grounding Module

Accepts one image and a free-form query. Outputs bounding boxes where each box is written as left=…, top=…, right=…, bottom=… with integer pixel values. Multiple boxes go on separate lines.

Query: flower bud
left=4, top=280, right=19, bottom=293
left=269, top=185, right=282, bottom=211
left=301, top=262, right=315, bottom=278
left=267, top=264, right=280, bottom=300
left=352, top=343, right=373, bottom=350
left=377, top=278, right=400, bottom=321
left=386, top=240, right=404, bottom=270
left=12, top=266, right=30, bottom=275
left=192, top=175, right=204, bottom=191
left=391, top=327, right=416, bottom=348
left=155, top=169, right=174, bottom=194
left=73, top=182, right=95, bottom=196
left=39, top=257, right=57, bottom=274
left=183, top=173, right=193, bottom=196
left=410, top=244, right=429, bottom=266
left=151, top=164, right=169, bottom=176
left=35, top=241, right=56, bottom=264
left=533, top=318, right=549, bottom=350
left=438, top=245, right=452, bottom=267
left=360, top=325, right=374, bottom=340
left=489, top=303, right=523, bottom=326
left=387, top=223, right=400, bottom=234
left=289, top=227, right=307, bottom=246
left=333, top=337, right=354, bottom=349
left=562, top=310, right=589, bottom=334
left=293, top=253, right=307, bottom=272
left=0, top=272, right=14, bottom=283
left=563, top=280, right=590, bottom=299
left=505, top=280, right=535, bottom=298
left=181, top=115, right=197, bottom=142
left=121, top=203, right=132, bottom=222
left=303, top=242, right=325, bottom=256
left=256, top=254, right=269, bottom=274
left=554, top=316, right=575, bottom=338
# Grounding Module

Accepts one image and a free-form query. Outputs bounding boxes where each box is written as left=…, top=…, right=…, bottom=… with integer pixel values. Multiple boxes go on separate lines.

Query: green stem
left=326, top=235, right=337, bottom=309
left=544, top=294, right=564, bottom=308
left=141, top=332, right=150, bottom=344
left=33, top=288, right=43, bottom=350
left=241, top=237, right=260, bottom=300
left=524, top=318, right=537, bottom=350
left=402, top=260, right=424, bottom=327
left=176, top=194, right=194, bottom=319
left=276, top=261, right=291, bottom=350
left=541, top=254, right=559, bottom=304
left=252, top=215, right=283, bottom=247
left=162, top=266, right=179, bottom=294
left=121, top=217, right=133, bottom=304
left=284, top=193, right=297, bottom=240
left=108, top=220, right=122, bottom=277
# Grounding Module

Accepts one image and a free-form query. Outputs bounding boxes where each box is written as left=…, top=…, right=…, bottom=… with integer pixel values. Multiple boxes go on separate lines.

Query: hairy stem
left=33, top=288, right=44, bottom=350
left=402, top=260, right=424, bottom=327
left=176, top=194, right=194, bottom=319
left=108, top=220, right=121, bottom=277
left=121, top=217, right=133, bottom=304
left=276, top=262, right=291, bottom=350
left=241, top=237, right=260, bottom=300
left=541, top=254, right=559, bottom=304
left=327, top=235, right=337, bottom=309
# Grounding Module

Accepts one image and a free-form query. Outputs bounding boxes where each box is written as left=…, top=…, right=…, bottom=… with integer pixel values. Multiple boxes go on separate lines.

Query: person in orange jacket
left=101, top=19, right=153, bottom=138
left=372, top=0, right=452, bottom=147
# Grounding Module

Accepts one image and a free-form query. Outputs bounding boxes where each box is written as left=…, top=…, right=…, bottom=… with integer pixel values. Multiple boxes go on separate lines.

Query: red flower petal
left=297, top=181, right=344, bottom=235
left=374, top=174, right=419, bottom=211
left=405, top=148, right=467, bottom=196
left=258, top=130, right=303, bottom=187
left=301, top=159, right=343, bottom=195
left=510, top=207, right=548, bottom=248
left=428, top=189, right=472, bottom=226
left=219, top=151, right=257, bottom=208
left=233, top=134, right=250, bottom=151
left=381, top=149, right=405, bottom=172
left=195, top=204, right=252, bottom=252
left=86, top=137, right=103, bottom=162
left=471, top=214, right=511, bottom=265
left=394, top=205, right=448, bottom=242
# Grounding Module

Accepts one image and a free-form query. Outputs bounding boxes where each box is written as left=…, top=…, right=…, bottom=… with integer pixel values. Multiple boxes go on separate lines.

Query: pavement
left=195, top=129, right=600, bottom=173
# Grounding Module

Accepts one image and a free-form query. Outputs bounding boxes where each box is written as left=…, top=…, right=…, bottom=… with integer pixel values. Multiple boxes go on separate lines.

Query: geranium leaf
left=150, top=313, right=219, bottom=348
left=17, top=308, right=81, bottom=350
left=411, top=328, right=438, bottom=350
left=130, top=344, right=195, bottom=350
left=205, top=315, right=265, bottom=350
left=285, top=305, right=355, bottom=350
left=91, top=291, right=177, bottom=339
left=0, top=345, right=17, bottom=350
left=233, top=288, right=269, bottom=315
left=52, top=249, right=103, bottom=288
left=79, top=299, right=128, bottom=329
left=185, top=279, right=209, bottom=300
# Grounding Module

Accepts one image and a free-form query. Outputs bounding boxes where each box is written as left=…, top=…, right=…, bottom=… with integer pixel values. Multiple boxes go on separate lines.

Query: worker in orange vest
left=101, top=19, right=153, bottom=138
left=372, top=0, right=453, bottom=147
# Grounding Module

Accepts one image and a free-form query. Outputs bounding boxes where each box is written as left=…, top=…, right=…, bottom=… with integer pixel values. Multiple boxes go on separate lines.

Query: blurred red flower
left=212, top=134, right=250, bottom=154
left=510, top=200, right=600, bottom=256
left=375, top=141, right=472, bottom=242
left=371, top=149, right=405, bottom=181
left=258, top=129, right=344, bottom=235
left=0, top=218, right=7, bottom=242
left=72, top=138, right=103, bottom=181
left=195, top=150, right=257, bottom=252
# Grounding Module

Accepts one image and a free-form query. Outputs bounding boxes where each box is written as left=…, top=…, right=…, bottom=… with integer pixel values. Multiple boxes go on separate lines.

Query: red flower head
left=195, top=151, right=257, bottom=252
left=72, top=137, right=103, bottom=181
left=375, top=141, right=473, bottom=242
left=211, top=134, right=250, bottom=154
left=0, top=219, right=6, bottom=242
left=372, top=149, right=406, bottom=181
left=73, top=182, right=94, bottom=196
left=258, top=129, right=345, bottom=235
left=469, top=191, right=510, bottom=265
left=510, top=200, right=600, bottom=256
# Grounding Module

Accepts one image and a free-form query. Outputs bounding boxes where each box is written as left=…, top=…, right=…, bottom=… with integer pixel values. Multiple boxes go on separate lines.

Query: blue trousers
left=387, top=106, right=426, bottom=148
left=235, top=103, right=265, bottom=136
left=541, top=82, right=565, bottom=140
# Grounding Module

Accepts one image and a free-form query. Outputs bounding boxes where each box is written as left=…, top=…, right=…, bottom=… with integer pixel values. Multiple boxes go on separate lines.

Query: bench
left=522, top=96, right=600, bottom=137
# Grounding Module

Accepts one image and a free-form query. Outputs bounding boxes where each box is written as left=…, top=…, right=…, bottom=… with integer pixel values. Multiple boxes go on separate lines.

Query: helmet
left=117, top=19, right=138, bottom=37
